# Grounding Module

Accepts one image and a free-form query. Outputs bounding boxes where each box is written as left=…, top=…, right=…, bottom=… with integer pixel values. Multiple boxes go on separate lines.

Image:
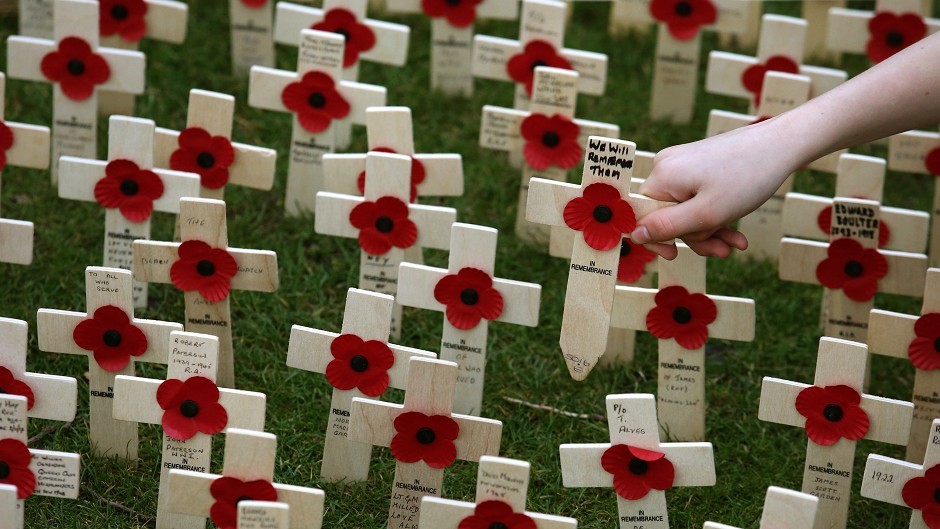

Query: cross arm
left=6, top=122, right=49, bottom=170
left=155, top=128, right=277, bottom=191
left=706, top=52, right=846, bottom=100
left=559, top=49, right=607, bottom=96
left=560, top=442, right=715, bottom=487
left=479, top=105, right=527, bottom=152
left=827, top=8, right=940, bottom=53
left=525, top=179, right=581, bottom=228
left=6, top=37, right=55, bottom=82
left=229, top=248, right=279, bottom=292
left=386, top=0, right=518, bottom=19
left=707, top=295, right=756, bottom=341
left=315, top=192, right=456, bottom=249
left=24, top=374, right=77, bottom=422
left=58, top=157, right=200, bottom=214
left=860, top=454, right=920, bottom=507
left=143, top=0, right=189, bottom=44
left=471, top=36, right=606, bottom=95
left=28, top=449, right=81, bottom=499
left=248, top=66, right=292, bottom=113
left=610, top=286, right=656, bottom=330
left=575, top=120, right=619, bottom=147
left=133, top=240, right=179, bottom=284
left=324, top=153, right=461, bottom=197
left=36, top=308, right=181, bottom=364
left=420, top=497, right=576, bottom=529
left=889, top=130, right=939, bottom=174
left=867, top=309, right=916, bottom=360
left=97, top=49, right=147, bottom=94
left=0, top=220, right=33, bottom=265
left=339, top=81, right=387, bottom=125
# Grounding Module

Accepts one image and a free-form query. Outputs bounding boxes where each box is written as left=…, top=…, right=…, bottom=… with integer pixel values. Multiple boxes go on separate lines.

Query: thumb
left=630, top=199, right=708, bottom=244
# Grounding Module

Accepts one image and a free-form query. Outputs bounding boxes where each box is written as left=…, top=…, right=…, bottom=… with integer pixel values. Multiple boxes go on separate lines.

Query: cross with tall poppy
left=560, top=394, right=716, bottom=529
left=113, top=331, right=266, bottom=529
left=348, top=357, right=502, bottom=529
left=166, top=428, right=325, bottom=529
left=703, top=486, right=819, bottom=529
left=286, top=288, right=436, bottom=483
left=397, top=223, right=541, bottom=416
left=759, top=337, right=914, bottom=529
left=249, top=29, right=386, bottom=216
left=133, top=197, right=279, bottom=389
left=888, top=122, right=940, bottom=268
left=827, top=2, right=939, bottom=64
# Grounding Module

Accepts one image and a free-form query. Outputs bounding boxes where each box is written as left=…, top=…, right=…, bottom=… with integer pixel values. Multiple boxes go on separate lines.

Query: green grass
left=0, top=1, right=934, bottom=527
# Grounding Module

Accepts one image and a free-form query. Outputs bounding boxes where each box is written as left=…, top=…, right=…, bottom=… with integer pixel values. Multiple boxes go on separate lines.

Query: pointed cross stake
left=868, top=268, right=940, bottom=461
left=315, top=151, right=457, bottom=340
left=0, top=395, right=80, bottom=529
left=780, top=197, right=928, bottom=342
left=888, top=123, right=940, bottom=267
left=758, top=337, right=914, bottom=529
left=286, top=287, right=436, bottom=482
left=397, top=222, right=541, bottom=416
left=230, top=0, right=276, bottom=74
left=238, top=501, right=290, bottom=529
left=249, top=29, right=386, bottom=216
left=166, top=428, right=325, bottom=529
left=559, top=394, right=716, bottom=529
left=525, top=136, right=673, bottom=380
left=37, top=266, right=182, bottom=459
left=113, top=331, right=266, bottom=529
left=419, top=456, right=577, bottom=528
left=133, top=197, right=279, bottom=388
left=827, top=0, right=940, bottom=63
left=0, top=318, right=76, bottom=423
left=6, top=0, right=146, bottom=182
left=58, top=115, right=201, bottom=309
left=608, top=244, right=755, bottom=441
left=348, top=357, right=502, bottom=529
left=703, top=486, right=819, bottom=529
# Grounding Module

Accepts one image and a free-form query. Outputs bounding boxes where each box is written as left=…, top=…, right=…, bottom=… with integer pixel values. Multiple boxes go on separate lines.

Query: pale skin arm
left=632, top=31, right=940, bottom=259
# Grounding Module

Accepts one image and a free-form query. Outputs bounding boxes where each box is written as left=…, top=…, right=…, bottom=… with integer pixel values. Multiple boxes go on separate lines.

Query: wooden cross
left=315, top=151, right=457, bottom=340
left=133, top=197, right=279, bottom=389
left=780, top=197, right=928, bottom=342
left=348, top=357, right=502, bottom=529
left=703, top=486, right=819, bottom=529
left=230, top=0, right=276, bottom=74
left=525, top=136, right=673, bottom=380
left=385, top=0, right=518, bottom=96
left=868, top=268, right=940, bottom=461
left=166, top=428, right=325, bottom=529
left=238, top=501, right=290, bottom=529
left=285, top=287, right=436, bottom=482
left=397, top=222, right=542, bottom=416
left=0, top=317, right=76, bottom=424
left=419, top=455, right=577, bottom=528
left=559, top=393, right=716, bottom=529
left=888, top=123, right=940, bottom=267
left=827, top=0, right=940, bottom=63
left=480, top=66, right=619, bottom=246
left=6, top=0, right=146, bottom=182
left=0, top=395, right=80, bottom=529
left=609, top=0, right=762, bottom=49
left=758, top=337, right=914, bottom=529
left=36, top=266, right=182, bottom=460
left=153, top=88, right=277, bottom=201
left=113, top=331, right=266, bottom=529
left=58, top=115, right=201, bottom=309
left=248, top=28, right=386, bottom=216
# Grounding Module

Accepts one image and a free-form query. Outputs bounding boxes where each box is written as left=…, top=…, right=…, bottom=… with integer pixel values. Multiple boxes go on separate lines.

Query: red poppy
left=311, top=8, right=376, bottom=68
left=73, top=305, right=149, bottom=372
left=909, top=313, right=940, bottom=371
left=0, top=367, right=34, bottom=410
left=817, top=205, right=890, bottom=248
left=240, top=0, right=268, bottom=7
left=903, top=463, right=940, bottom=529
left=601, top=444, right=675, bottom=500
left=924, top=147, right=940, bottom=176
left=741, top=55, right=800, bottom=105
left=390, top=411, right=460, bottom=469
left=0, top=121, right=14, bottom=172
left=169, top=127, right=235, bottom=190
left=421, top=0, right=482, bottom=28
left=356, top=147, right=426, bottom=202
left=348, top=196, right=417, bottom=255
left=645, top=286, right=717, bottom=350
left=433, top=267, right=504, bottom=330
left=617, top=238, right=656, bottom=283
left=795, top=384, right=870, bottom=446
left=0, top=439, right=34, bottom=499
left=867, top=11, right=926, bottom=63
left=457, top=500, right=537, bottom=529
left=281, top=71, right=350, bottom=134
left=93, top=159, right=165, bottom=223
left=324, top=333, right=395, bottom=396
left=210, top=476, right=279, bottom=529
left=649, top=0, right=717, bottom=41
left=506, top=40, right=573, bottom=96
left=156, top=376, right=228, bottom=441
left=99, top=0, right=148, bottom=43
left=815, top=238, right=888, bottom=302
left=563, top=182, right=637, bottom=251
left=40, top=36, right=111, bottom=101
left=520, top=113, right=581, bottom=171
left=169, top=240, right=239, bottom=302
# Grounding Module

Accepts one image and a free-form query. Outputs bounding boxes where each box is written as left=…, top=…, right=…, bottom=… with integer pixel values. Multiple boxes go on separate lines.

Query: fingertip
left=646, top=241, right=678, bottom=260
left=630, top=226, right=651, bottom=244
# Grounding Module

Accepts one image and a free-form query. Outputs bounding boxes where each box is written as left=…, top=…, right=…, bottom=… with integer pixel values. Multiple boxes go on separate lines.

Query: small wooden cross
left=780, top=197, right=928, bottom=342
left=868, top=267, right=940, bottom=461
left=315, top=151, right=457, bottom=340
left=58, top=115, right=201, bottom=309
left=827, top=0, right=940, bottom=63
left=609, top=0, right=762, bottom=49
left=36, top=266, right=182, bottom=460
left=525, top=136, right=673, bottom=380
left=230, top=0, right=276, bottom=74
left=758, top=337, right=914, bottom=529
left=166, top=428, right=325, bottom=529
left=6, top=0, right=146, bottom=182
left=397, top=222, right=541, bottom=416
left=888, top=123, right=940, bottom=267
left=608, top=244, right=755, bottom=441
left=559, top=393, right=716, bottom=529
left=113, top=331, right=266, bottom=529
left=348, top=357, right=502, bottom=529
left=0, top=317, right=76, bottom=423
left=238, top=501, right=290, bottom=529
left=703, top=486, right=819, bottom=529
left=419, top=455, right=577, bottom=528
left=285, top=287, right=436, bottom=482
left=133, top=197, right=279, bottom=389
left=0, top=395, right=80, bottom=529
left=248, top=28, right=386, bottom=216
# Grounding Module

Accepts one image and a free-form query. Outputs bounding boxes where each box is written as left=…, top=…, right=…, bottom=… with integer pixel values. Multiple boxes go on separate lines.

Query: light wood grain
left=230, top=0, right=275, bottom=74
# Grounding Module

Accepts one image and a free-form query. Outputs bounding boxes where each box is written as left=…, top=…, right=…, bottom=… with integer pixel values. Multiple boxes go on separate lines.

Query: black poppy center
left=120, top=179, right=139, bottom=196
left=530, top=60, right=548, bottom=71
left=460, top=288, right=480, bottom=306
left=823, top=403, right=844, bottom=422
left=886, top=31, right=905, bottom=47
left=541, top=131, right=561, bottom=148
left=67, top=59, right=86, bottom=76
left=672, top=307, right=692, bottom=324
left=0, top=462, right=9, bottom=479
left=236, top=495, right=253, bottom=505
left=620, top=240, right=632, bottom=257
left=416, top=427, right=436, bottom=444
left=308, top=92, right=327, bottom=109
left=843, top=260, right=864, bottom=278
left=335, top=29, right=350, bottom=42
left=196, top=152, right=215, bottom=169
left=628, top=457, right=649, bottom=475
left=934, top=337, right=940, bottom=353
left=489, top=524, right=508, bottom=529
left=349, top=354, right=369, bottom=373
left=375, top=216, right=394, bottom=233
left=592, top=205, right=613, bottom=223
left=446, top=0, right=462, bottom=4
left=674, top=1, right=693, bottom=16
left=111, top=4, right=129, bottom=20
left=102, top=329, right=123, bottom=347
left=933, top=487, right=940, bottom=504
left=196, top=259, right=216, bottom=277
left=179, top=399, right=200, bottom=418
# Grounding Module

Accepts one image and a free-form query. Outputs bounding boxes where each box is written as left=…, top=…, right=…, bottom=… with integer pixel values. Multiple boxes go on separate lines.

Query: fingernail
left=630, top=226, right=650, bottom=244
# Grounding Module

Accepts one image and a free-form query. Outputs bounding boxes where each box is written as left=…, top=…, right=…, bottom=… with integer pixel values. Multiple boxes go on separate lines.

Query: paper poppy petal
left=613, top=473, right=653, bottom=500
